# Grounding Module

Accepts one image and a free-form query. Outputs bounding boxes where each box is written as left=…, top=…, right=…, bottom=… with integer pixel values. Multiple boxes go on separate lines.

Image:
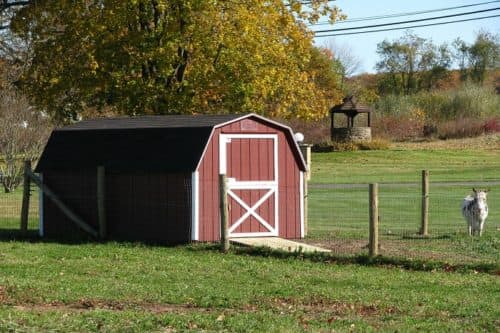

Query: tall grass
left=376, top=84, right=499, bottom=121
left=374, top=84, right=500, bottom=140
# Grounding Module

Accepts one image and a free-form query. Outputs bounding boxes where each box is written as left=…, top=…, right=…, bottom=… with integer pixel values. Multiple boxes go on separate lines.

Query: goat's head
left=472, top=188, right=489, bottom=202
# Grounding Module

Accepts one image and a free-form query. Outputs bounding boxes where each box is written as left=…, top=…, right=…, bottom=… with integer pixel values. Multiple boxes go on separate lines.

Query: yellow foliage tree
left=12, top=0, right=344, bottom=122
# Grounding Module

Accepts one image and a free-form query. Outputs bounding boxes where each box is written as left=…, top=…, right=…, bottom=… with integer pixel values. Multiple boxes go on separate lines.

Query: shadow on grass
left=400, top=234, right=453, bottom=240
left=2, top=228, right=497, bottom=275
left=0, top=229, right=41, bottom=242
left=0, top=228, right=192, bottom=248
left=224, top=244, right=499, bottom=276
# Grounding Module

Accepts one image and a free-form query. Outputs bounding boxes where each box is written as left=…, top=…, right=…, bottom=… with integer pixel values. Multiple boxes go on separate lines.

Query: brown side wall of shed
left=197, top=118, right=302, bottom=241
left=42, top=170, right=192, bottom=244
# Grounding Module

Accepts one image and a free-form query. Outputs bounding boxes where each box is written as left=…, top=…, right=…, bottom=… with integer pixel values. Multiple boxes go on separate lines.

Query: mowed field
left=306, top=135, right=500, bottom=263
left=0, top=135, right=499, bottom=332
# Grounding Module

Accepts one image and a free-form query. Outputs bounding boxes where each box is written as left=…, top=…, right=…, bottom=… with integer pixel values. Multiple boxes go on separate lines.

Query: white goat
left=461, top=188, right=489, bottom=236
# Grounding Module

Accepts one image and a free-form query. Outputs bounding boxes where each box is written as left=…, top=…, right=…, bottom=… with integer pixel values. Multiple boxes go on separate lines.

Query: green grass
left=310, top=148, right=500, bottom=184
left=1, top=143, right=499, bottom=331
left=309, top=184, right=500, bottom=236
left=1, top=242, right=499, bottom=332
left=0, top=187, right=39, bottom=230
left=306, top=146, right=500, bottom=264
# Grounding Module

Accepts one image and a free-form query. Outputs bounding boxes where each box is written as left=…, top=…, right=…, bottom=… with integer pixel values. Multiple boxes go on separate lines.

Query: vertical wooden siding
left=197, top=118, right=302, bottom=241
left=42, top=170, right=191, bottom=244
left=106, top=171, right=191, bottom=244
left=43, top=169, right=99, bottom=240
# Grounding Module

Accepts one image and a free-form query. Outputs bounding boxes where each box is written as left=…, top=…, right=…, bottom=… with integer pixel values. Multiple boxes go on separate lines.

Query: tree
left=12, top=0, right=344, bottom=122
left=452, top=37, right=470, bottom=82
left=467, top=31, right=499, bottom=84
left=0, top=1, right=32, bottom=62
left=306, top=46, right=343, bottom=105
left=418, top=42, right=451, bottom=91
left=0, top=85, right=51, bottom=193
left=376, top=32, right=451, bottom=94
left=325, top=40, right=362, bottom=89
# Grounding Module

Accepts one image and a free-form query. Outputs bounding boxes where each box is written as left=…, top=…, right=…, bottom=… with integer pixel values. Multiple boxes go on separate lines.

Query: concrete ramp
left=230, top=237, right=331, bottom=253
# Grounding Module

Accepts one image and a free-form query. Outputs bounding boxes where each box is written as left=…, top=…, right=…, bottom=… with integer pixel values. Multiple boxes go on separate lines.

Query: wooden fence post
left=20, top=160, right=32, bottom=234
left=420, top=170, right=429, bottom=236
left=369, top=183, right=379, bottom=257
left=97, top=166, right=106, bottom=239
left=299, top=144, right=312, bottom=237
left=219, top=174, right=229, bottom=252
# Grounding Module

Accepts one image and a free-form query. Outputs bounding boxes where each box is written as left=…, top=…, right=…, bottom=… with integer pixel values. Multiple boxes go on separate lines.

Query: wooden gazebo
left=330, top=96, right=372, bottom=142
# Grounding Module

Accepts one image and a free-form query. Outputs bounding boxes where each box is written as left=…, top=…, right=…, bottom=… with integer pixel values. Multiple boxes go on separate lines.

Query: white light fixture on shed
left=294, top=132, right=304, bottom=143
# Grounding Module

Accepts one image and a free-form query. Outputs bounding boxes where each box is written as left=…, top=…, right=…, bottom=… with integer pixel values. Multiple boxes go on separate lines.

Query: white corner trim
left=39, top=173, right=44, bottom=237
left=191, top=171, right=199, bottom=241
left=300, top=171, right=304, bottom=239
left=219, top=135, right=229, bottom=175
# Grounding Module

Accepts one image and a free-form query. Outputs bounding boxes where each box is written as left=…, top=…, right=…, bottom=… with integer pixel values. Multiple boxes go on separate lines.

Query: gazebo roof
left=330, top=96, right=372, bottom=114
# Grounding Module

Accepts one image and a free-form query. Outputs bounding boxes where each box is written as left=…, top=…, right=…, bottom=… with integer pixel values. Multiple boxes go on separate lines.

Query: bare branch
left=0, top=1, right=31, bottom=10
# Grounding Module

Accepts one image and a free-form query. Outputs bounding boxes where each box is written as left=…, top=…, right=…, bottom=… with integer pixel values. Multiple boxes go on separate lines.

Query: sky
left=313, top=0, right=500, bottom=74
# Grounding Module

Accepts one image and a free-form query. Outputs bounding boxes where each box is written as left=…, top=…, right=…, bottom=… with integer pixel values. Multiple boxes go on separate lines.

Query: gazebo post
left=330, top=111, right=335, bottom=138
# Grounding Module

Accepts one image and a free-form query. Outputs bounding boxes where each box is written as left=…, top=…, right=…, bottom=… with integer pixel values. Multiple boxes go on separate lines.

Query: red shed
left=35, top=114, right=307, bottom=244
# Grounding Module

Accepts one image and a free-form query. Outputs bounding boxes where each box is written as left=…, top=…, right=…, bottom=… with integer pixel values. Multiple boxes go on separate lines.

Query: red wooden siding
left=226, top=138, right=274, bottom=181
left=42, top=170, right=191, bottom=244
left=42, top=169, right=99, bottom=240
left=196, top=117, right=302, bottom=241
left=105, top=171, right=191, bottom=243
left=278, top=138, right=301, bottom=238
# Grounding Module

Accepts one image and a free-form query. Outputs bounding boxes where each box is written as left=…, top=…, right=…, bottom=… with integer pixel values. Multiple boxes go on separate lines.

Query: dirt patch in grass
left=267, top=296, right=401, bottom=317
left=7, top=296, right=400, bottom=321
left=11, top=300, right=218, bottom=314
left=302, top=237, right=499, bottom=266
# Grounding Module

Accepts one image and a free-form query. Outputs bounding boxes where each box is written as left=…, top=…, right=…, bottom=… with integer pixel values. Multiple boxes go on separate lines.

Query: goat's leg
left=468, top=223, right=472, bottom=236
left=479, top=220, right=485, bottom=236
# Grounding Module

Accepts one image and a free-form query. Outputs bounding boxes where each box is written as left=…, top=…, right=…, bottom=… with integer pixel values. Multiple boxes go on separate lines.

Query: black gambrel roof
left=36, top=115, right=242, bottom=173
left=59, top=114, right=243, bottom=131
left=36, top=114, right=306, bottom=173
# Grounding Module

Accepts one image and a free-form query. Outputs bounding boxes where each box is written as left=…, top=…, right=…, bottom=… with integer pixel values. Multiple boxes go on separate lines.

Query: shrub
left=357, top=138, right=390, bottom=150
left=278, top=117, right=330, bottom=144
left=482, top=118, right=500, bottom=133
left=312, top=139, right=389, bottom=152
left=437, top=118, right=485, bottom=139
left=372, top=115, right=423, bottom=141
left=373, top=84, right=499, bottom=140
left=375, top=84, right=499, bottom=122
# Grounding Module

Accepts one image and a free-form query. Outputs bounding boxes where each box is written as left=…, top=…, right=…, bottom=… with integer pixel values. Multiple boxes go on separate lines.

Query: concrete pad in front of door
left=230, top=237, right=331, bottom=253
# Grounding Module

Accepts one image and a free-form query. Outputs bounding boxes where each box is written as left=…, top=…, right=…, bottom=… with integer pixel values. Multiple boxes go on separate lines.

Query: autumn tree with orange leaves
left=12, top=0, right=344, bottom=122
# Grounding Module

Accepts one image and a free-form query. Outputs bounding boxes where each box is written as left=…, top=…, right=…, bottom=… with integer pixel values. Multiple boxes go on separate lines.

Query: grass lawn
left=306, top=137, right=500, bottom=263
left=1, top=242, right=499, bottom=332
left=310, top=137, right=500, bottom=184
left=0, top=136, right=499, bottom=331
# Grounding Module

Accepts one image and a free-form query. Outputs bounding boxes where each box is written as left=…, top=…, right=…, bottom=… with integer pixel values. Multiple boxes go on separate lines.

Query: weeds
left=313, top=139, right=390, bottom=152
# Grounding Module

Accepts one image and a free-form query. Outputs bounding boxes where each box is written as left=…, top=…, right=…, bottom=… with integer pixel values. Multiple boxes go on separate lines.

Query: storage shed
left=35, top=114, right=307, bottom=244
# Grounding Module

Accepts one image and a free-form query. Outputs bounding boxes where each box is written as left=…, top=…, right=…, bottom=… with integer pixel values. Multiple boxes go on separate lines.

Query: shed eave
left=213, top=113, right=307, bottom=172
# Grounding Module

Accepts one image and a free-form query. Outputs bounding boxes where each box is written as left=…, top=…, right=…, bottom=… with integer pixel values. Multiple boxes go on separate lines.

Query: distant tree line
left=374, top=31, right=499, bottom=95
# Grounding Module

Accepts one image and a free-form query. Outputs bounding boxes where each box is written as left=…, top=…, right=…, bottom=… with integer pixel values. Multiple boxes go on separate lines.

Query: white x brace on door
left=219, top=134, right=279, bottom=237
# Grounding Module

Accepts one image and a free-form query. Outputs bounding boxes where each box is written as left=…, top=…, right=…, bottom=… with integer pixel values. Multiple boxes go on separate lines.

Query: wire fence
left=0, top=183, right=39, bottom=233
left=1, top=170, right=498, bottom=265
left=306, top=178, right=500, bottom=265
